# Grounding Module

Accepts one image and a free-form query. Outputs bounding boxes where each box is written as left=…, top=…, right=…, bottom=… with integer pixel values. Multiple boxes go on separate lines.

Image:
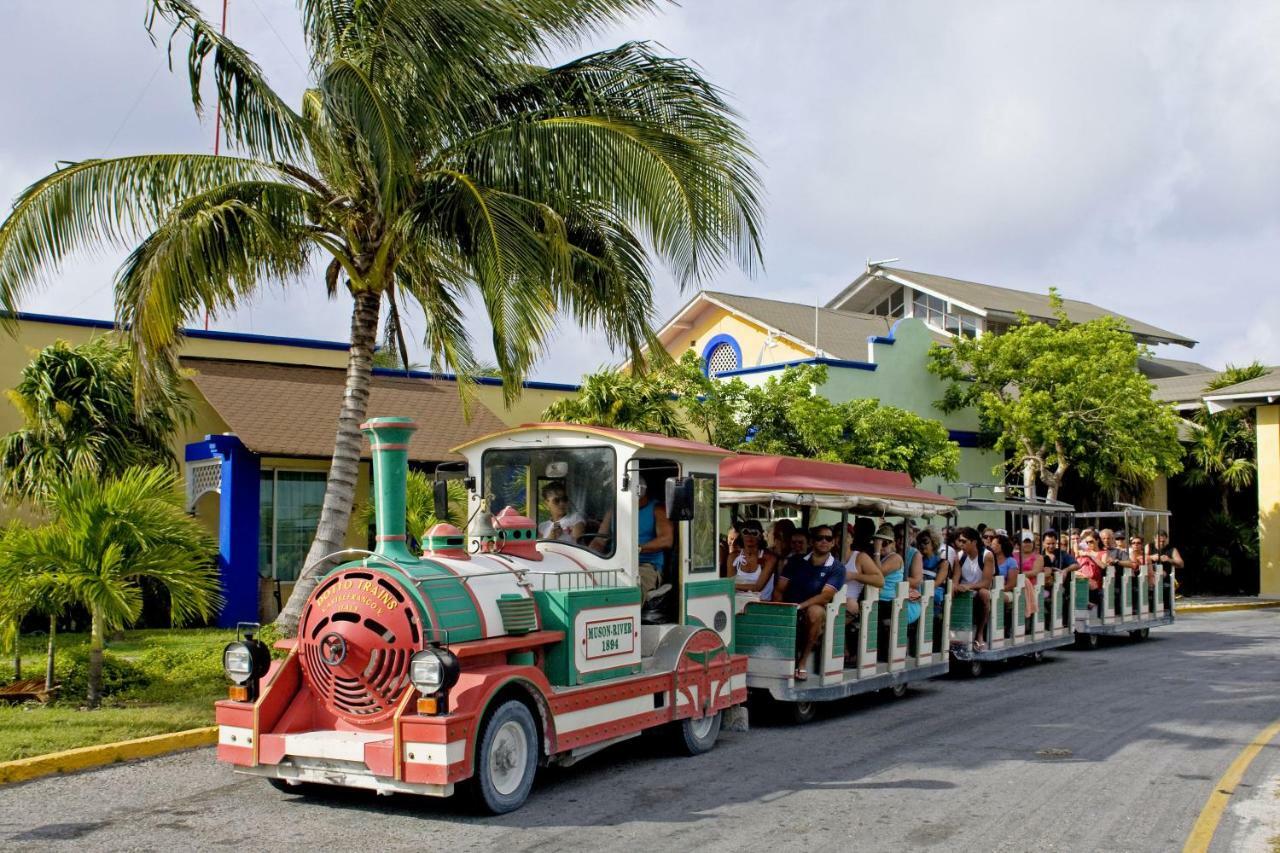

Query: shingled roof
left=828, top=266, right=1196, bottom=347
left=183, top=358, right=508, bottom=461
left=702, top=291, right=949, bottom=362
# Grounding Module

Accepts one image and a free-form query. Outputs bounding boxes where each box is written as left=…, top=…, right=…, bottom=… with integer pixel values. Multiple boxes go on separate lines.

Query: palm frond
left=146, top=0, right=306, bottom=160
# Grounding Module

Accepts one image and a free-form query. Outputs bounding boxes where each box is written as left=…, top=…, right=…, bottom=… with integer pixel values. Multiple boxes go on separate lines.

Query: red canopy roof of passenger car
left=719, top=453, right=954, bottom=507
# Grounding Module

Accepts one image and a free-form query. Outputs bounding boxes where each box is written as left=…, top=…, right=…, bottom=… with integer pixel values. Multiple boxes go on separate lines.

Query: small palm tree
left=0, top=522, right=72, bottom=691
left=0, top=467, right=221, bottom=706
left=357, top=471, right=467, bottom=550
left=542, top=368, right=688, bottom=437
left=0, top=337, right=189, bottom=504
left=0, top=1, right=762, bottom=634
left=1183, top=362, right=1269, bottom=513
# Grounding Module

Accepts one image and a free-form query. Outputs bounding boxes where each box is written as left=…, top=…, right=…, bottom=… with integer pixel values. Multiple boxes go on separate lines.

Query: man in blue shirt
left=773, top=524, right=845, bottom=681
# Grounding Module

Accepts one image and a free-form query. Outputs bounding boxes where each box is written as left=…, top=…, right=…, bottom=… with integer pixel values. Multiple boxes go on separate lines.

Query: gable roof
left=828, top=266, right=1196, bottom=347
left=1139, top=356, right=1215, bottom=379
left=184, top=358, right=509, bottom=461
left=1150, top=371, right=1222, bottom=409
left=1202, top=367, right=1280, bottom=410
left=701, top=290, right=949, bottom=362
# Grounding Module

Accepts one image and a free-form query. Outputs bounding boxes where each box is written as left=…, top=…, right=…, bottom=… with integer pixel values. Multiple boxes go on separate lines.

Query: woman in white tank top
left=731, top=525, right=776, bottom=599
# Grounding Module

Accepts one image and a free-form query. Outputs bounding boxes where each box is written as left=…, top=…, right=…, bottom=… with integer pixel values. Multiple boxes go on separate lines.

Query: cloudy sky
left=3, top=1, right=1279, bottom=382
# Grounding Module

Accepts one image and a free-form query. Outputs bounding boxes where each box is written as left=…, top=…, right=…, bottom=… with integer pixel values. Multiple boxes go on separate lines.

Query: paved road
left=3, top=611, right=1279, bottom=853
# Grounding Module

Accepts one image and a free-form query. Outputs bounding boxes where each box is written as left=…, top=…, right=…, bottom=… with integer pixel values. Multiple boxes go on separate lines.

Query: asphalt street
left=2, top=610, right=1279, bottom=853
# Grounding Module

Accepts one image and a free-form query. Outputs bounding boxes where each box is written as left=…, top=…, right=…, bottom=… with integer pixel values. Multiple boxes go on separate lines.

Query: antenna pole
left=814, top=299, right=819, bottom=357
left=205, top=0, right=229, bottom=332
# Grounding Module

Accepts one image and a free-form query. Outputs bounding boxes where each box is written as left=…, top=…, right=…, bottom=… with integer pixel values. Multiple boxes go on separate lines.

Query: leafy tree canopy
left=546, top=352, right=959, bottom=481
left=927, top=296, right=1183, bottom=500
left=1181, top=361, right=1269, bottom=512
left=0, top=337, right=190, bottom=504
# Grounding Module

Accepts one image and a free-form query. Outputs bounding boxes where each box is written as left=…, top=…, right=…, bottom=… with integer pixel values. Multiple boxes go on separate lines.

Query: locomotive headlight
left=410, top=648, right=461, bottom=695
left=223, top=638, right=270, bottom=688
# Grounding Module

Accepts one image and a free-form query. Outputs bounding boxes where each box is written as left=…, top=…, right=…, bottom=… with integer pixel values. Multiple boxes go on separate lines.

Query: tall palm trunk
left=87, top=607, right=104, bottom=708
left=45, top=614, right=56, bottom=692
left=276, top=289, right=382, bottom=635
left=11, top=624, right=18, bottom=682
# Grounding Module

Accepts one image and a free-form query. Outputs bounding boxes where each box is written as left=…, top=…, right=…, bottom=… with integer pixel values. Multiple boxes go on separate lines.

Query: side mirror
left=665, top=476, right=695, bottom=521
left=433, top=480, right=451, bottom=524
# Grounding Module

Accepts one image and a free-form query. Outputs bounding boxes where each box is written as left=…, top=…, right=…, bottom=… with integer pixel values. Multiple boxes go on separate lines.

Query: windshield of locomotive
left=482, top=446, right=617, bottom=557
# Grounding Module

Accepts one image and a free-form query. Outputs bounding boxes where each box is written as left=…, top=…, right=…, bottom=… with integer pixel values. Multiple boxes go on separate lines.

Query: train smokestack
left=361, top=416, right=418, bottom=562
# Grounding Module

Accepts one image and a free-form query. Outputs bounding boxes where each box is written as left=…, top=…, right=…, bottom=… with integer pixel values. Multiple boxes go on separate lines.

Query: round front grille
left=299, top=569, right=422, bottom=724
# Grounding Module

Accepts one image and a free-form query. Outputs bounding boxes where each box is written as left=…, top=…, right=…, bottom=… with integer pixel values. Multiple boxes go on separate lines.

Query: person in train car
left=787, top=528, right=810, bottom=561
left=1040, top=529, right=1077, bottom=609
left=731, top=522, right=778, bottom=598
left=1075, top=531, right=1107, bottom=609
left=953, top=527, right=996, bottom=650
left=773, top=523, right=846, bottom=681
left=636, top=475, right=673, bottom=599
left=842, top=517, right=885, bottom=664
left=1098, top=528, right=1134, bottom=571
left=537, top=480, right=587, bottom=544
left=770, top=518, right=798, bottom=561
left=917, top=528, right=948, bottom=607
left=894, top=522, right=924, bottom=598
left=1128, top=534, right=1151, bottom=584
left=876, top=523, right=921, bottom=626
left=1151, top=529, right=1184, bottom=574
left=991, top=533, right=1018, bottom=582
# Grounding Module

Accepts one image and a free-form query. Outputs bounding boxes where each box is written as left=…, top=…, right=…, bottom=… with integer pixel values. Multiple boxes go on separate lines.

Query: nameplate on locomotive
left=313, top=577, right=401, bottom=616
left=583, top=617, right=636, bottom=659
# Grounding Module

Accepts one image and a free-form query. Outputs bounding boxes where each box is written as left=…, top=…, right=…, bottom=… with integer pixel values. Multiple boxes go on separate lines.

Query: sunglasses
left=741, top=529, right=762, bottom=537
left=982, top=534, right=996, bottom=541
left=813, top=534, right=835, bottom=542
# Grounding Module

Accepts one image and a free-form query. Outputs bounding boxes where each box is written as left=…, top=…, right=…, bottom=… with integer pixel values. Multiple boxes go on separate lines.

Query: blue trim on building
left=717, top=356, right=877, bottom=377
left=948, top=430, right=982, bottom=448
left=370, top=366, right=580, bottom=392
left=186, top=435, right=261, bottom=628
left=6, top=310, right=350, bottom=352
left=868, top=317, right=909, bottom=347
left=700, top=333, right=743, bottom=376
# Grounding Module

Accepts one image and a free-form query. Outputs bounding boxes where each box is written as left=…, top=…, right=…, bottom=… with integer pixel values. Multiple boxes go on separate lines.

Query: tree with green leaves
left=1182, top=362, right=1269, bottom=513
left=548, top=357, right=959, bottom=481
left=928, top=300, right=1183, bottom=501
left=0, top=337, right=190, bottom=505
left=0, top=1, right=763, bottom=634
left=0, top=467, right=220, bottom=706
left=357, top=471, right=467, bottom=548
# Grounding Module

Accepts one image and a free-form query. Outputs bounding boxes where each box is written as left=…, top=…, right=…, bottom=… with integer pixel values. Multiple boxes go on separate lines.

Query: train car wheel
left=1075, top=632, right=1100, bottom=650
left=267, top=778, right=317, bottom=795
left=789, top=701, right=817, bottom=725
left=677, top=711, right=723, bottom=756
left=968, top=660, right=984, bottom=678
left=1129, top=628, right=1150, bottom=641
left=891, top=683, right=909, bottom=699
left=1031, top=651, right=1045, bottom=663
left=471, top=700, right=538, bottom=814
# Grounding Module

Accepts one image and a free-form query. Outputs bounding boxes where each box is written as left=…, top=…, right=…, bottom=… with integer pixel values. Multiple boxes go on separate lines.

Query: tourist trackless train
left=216, top=419, right=1176, bottom=812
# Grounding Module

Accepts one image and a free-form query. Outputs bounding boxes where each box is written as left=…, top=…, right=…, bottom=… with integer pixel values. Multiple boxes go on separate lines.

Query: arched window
left=701, top=334, right=742, bottom=376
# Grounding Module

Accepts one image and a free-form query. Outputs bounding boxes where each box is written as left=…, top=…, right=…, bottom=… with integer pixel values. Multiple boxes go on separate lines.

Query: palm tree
left=356, top=471, right=467, bottom=550
left=0, top=337, right=189, bottom=504
left=0, top=1, right=762, bottom=634
left=542, top=368, right=688, bottom=437
left=1183, top=362, right=1269, bottom=513
left=0, top=522, right=73, bottom=691
left=0, top=467, right=220, bottom=706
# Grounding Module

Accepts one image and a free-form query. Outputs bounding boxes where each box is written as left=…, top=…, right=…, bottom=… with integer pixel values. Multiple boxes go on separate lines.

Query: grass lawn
left=0, top=627, right=236, bottom=762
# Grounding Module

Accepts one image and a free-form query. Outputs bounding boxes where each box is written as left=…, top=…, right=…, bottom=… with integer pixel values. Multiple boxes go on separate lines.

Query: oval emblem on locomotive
left=319, top=632, right=348, bottom=667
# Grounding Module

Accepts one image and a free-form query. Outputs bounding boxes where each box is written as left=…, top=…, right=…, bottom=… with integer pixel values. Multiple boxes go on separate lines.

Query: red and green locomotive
left=216, top=417, right=746, bottom=813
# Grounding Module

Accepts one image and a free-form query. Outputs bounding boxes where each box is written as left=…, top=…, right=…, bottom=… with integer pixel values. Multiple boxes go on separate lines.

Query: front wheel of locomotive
left=471, top=700, right=540, bottom=815
left=676, top=711, right=723, bottom=756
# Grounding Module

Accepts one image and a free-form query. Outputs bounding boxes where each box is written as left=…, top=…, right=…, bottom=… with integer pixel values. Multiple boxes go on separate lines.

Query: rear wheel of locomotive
left=675, top=711, right=723, bottom=756
left=470, top=699, right=539, bottom=815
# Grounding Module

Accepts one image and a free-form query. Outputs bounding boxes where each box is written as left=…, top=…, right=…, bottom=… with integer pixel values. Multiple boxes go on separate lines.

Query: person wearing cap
left=730, top=521, right=777, bottom=599
left=877, top=522, right=922, bottom=627
left=773, top=523, right=845, bottom=681
left=1014, top=530, right=1045, bottom=619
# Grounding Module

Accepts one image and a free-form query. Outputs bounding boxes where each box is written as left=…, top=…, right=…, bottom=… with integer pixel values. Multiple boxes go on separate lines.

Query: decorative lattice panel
left=707, top=342, right=739, bottom=375
left=186, top=459, right=222, bottom=511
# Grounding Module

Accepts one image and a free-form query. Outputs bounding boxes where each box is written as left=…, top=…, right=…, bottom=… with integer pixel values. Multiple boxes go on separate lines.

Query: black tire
left=1075, top=631, right=1100, bottom=650
left=788, top=701, right=817, bottom=725
left=968, top=660, right=984, bottom=678
left=890, top=682, right=909, bottom=699
left=266, top=778, right=310, bottom=794
left=1140, top=628, right=1150, bottom=640
left=1031, top=651, right=1045, bottom=663
left=675, top=711, right=722, bottom=756
left=470, top=700, right=539, bottom=815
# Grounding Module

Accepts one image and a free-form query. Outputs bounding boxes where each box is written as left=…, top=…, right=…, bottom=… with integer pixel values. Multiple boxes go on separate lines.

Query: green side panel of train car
left=734, top=602, right=796, bottom=661
left=534, top=586, right=642, bottom=686
left=896, top=610, right=909, bottom=646
left=866, top=602, right=880, bottom=654
left=923, top=602, right=935, bottom=644
left=831, top=609, right=846, bottom=659
left=1074, top=578, right=1089, bottom=609
left=951, top=593, right=974, bottom=627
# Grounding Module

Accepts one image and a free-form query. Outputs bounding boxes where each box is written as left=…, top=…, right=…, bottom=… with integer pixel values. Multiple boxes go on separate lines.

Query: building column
left=185, top=434, right=261, bottom=627
left=1258, top=405, right=1280, bottom=599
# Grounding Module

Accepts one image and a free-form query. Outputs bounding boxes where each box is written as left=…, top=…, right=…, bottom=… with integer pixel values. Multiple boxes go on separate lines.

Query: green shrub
left=55, top=648, right=149, bottom=703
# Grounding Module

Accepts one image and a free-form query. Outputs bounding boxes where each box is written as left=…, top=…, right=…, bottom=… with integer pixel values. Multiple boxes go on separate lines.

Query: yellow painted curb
left=0, top=725, right=216, bottom=786
left=1177, top=601, right=1280, bottom=614
left=1183, top=716, right=1280, bottom=852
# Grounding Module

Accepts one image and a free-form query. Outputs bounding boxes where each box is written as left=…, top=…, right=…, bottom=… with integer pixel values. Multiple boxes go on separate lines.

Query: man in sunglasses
left=772, top=524, right=845, bottom=681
